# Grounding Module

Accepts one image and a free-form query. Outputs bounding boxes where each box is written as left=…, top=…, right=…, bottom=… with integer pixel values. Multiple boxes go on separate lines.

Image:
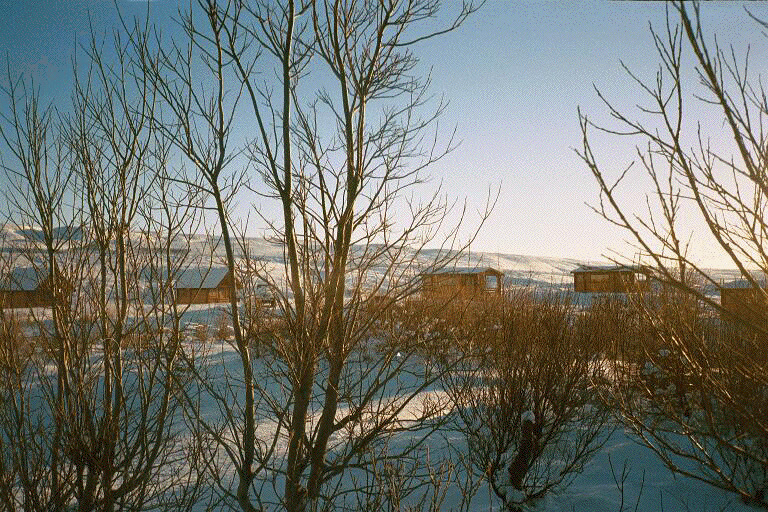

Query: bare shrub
left=0, top=24, right=203, bottom=509
left=578, top=2, right=768, bottom=505
left=574, top=296, right=641, bottom=362
left=194, top=323, right=209, bottom=343
left=606, top=288, right=768, bottom=506
left=444, top=290, right=611, bottom=510
left=0, top=314, right=33, bottom=373
left=351, top=446, right=458, bottom=512
left=214, top=309, right=233, bottom=342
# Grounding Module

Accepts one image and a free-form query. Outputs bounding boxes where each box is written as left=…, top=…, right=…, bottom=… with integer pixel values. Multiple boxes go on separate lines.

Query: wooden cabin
left=175, top=267, right=240, bottom=305
left=247, top=280, right=275, bottom=309
left=572, top=265, right=649, bottom=293
left=421, top=267, right=503, bottom=298
left=719, top=279, right=767, bottom=327
left=0, top=266, right=71, bottom=309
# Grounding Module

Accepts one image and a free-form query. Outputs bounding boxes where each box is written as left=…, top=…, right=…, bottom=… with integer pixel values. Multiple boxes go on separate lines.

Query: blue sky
left=0, top=1, right=762, bottom=268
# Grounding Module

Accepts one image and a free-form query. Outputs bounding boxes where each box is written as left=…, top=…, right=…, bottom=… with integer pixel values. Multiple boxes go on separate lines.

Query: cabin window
left=485, top=274, right=499, bottom=291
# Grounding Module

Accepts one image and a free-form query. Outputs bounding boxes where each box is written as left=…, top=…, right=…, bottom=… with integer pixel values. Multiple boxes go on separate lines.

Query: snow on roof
left=176, top=266, right=231, bottom=289
left=571, top=264, right=644, bottom=274
left=720, top=278, right=768, bottom=289
left=16, top=225, right=84, bottom=242
left=426, top=266, right=502, bottom=276
left=0, top=267, right=45, bottom=291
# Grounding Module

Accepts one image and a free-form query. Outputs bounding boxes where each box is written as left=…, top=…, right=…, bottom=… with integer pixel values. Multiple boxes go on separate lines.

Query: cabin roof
left=720, top=278, right=768, bottom=289
left=572, top=264, right=644, bottom=274
left=425, top=266, right=502, bottom=276
left=0, top=267, right=46, bottom=291
left=16, top=225, right=84, bottom=242
left=176, top=266, right=231, bottom=289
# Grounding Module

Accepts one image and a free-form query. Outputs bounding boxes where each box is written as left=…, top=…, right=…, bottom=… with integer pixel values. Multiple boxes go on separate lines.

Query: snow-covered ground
left=2, top=229, right=758, bottom=511
left=176, top=337, right=756, bottom=512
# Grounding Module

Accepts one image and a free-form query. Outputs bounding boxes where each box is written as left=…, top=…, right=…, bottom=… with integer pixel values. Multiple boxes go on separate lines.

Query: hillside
left=1, top=227, right=745, bottom=291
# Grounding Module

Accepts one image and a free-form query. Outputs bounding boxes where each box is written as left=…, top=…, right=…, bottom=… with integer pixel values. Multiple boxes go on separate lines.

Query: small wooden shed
left=719, top=279, right=767, bottom=327
left=0, top=266, right=71, bottom=309
left=244, top=279, right=275, bottom=309
left=421, top=267, right=503, bottom=298
left=175, top=267, right=240, bottom=305
left=572, top=265, right=649, bottom=293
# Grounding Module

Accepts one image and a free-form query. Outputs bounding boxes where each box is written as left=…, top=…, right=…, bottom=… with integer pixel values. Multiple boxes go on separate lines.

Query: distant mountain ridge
left=1, top=227, right=743, bottom=286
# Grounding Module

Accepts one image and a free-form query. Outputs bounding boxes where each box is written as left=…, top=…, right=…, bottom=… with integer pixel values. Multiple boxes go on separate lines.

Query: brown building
left=572, top=265, right=649, bottom=293
left=421, top=267, right=504, bottom=298
left=719, top=279, right=767, bottom=327
left=0, top=266, right=71, bottom=309
left=175, top=267, right=240, bottom=305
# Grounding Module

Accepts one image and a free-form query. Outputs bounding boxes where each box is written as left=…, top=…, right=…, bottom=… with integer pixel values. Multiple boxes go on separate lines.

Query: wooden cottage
left=421, top=267, right=504, bottom=298
left=0, top=266, right=71, bottom=309
left=572, top=265, right=649, bottom=293
left=719, top=279, right=767, bottom=327
left=175, top=267, right=240, bottom=305
left=252, top=280, right=275, bottom=308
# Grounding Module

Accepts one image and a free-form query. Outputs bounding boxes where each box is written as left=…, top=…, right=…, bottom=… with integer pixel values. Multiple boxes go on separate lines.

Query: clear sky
left=0, top=1, right=762, bottom=268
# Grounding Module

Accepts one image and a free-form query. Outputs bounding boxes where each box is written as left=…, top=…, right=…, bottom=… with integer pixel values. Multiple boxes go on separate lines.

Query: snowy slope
left=1, top=230, right=759, bottom=511
left=1, top=228, right=745, bottom=286
left=187, top=343, right=754, bottom=512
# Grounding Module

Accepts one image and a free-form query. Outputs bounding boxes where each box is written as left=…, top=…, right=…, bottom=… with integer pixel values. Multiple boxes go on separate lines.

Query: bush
left=443, top=290, right=611, bottom=510
left=0, top=314, right=33, bottom=375
left=605, top=288, right=768, bottom=507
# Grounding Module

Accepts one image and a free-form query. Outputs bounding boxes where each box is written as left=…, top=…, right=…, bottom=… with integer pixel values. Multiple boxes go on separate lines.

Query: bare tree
left=135, top=0, right=493, bottom=510
left=578, top=1, right=768, bottom=506
left=0, top=22, right=203, bottom=510
left=0, top=60, right=82, bottom=510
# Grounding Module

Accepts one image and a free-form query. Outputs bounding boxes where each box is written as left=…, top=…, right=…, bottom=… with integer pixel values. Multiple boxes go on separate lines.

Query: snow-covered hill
left=0, top=229, right=757, bottom=512
left=1, top=228, right=746, bottom=292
